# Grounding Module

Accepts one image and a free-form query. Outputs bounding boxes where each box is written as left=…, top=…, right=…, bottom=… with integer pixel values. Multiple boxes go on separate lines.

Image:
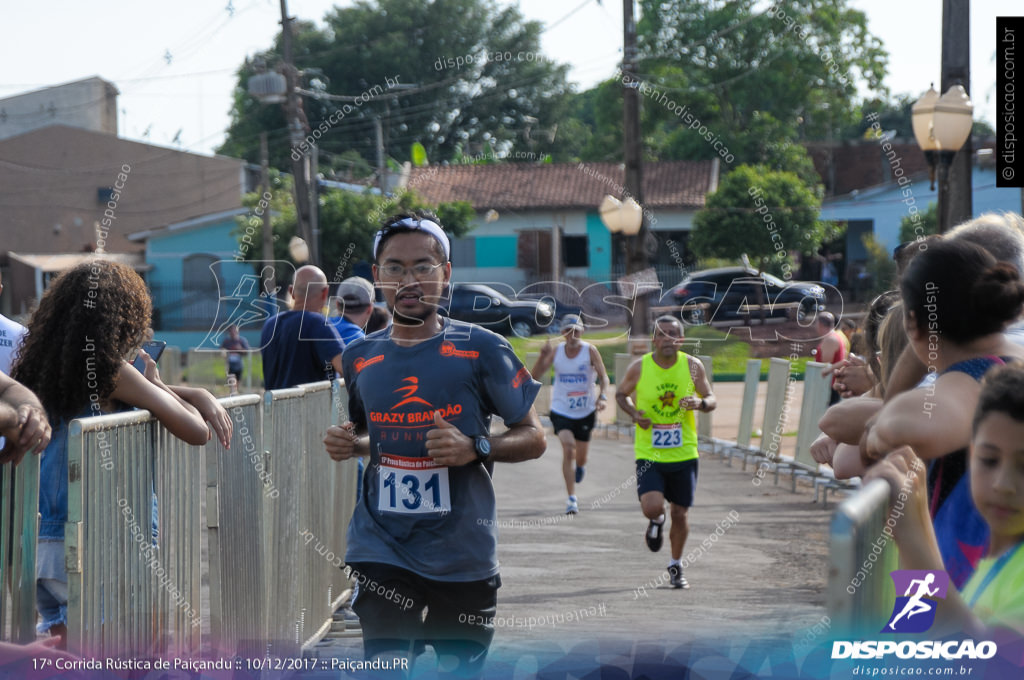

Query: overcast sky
left=1, top=0, right=1016, bottom=154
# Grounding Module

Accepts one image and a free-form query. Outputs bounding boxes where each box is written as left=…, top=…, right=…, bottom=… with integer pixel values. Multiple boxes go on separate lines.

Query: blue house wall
left=138, top=209, right=279, bottom=350
left=820, top=165, right=1021, bottom=253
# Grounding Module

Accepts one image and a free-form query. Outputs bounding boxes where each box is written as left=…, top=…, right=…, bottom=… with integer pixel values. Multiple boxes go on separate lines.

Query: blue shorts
left=636, top=458, right=699, bottom=507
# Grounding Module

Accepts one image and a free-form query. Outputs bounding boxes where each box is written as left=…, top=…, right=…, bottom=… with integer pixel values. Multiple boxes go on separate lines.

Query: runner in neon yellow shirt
left=615, top=316, right=716, bottom=589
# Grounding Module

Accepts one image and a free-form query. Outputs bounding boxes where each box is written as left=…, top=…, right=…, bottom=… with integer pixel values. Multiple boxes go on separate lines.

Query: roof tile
left=407, top=160, right=716, bottom=211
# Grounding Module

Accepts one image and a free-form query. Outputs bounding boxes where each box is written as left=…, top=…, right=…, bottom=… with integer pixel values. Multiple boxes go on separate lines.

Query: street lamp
left=599, top=194, right=651, bottom=351
left=288, top=236, right=310, bottom=264
left=912, top=83, right=973, bottom=232
left=599, top=195, right=643, bottom=236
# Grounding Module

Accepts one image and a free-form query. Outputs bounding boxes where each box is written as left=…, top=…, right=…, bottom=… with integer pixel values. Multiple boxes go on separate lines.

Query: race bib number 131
left=378, top=454, right=451, bottom=514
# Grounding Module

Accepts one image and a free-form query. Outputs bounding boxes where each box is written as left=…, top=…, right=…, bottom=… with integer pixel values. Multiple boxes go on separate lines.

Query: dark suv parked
left=667, top=267, right=826, bottom=323
left=441, top=283, right=556, bottom=337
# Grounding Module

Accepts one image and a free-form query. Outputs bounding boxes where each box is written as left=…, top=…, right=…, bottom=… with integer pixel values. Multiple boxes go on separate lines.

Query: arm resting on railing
left=109, top=362, right=209, bottom=446
left=864, top=372, right=979, bottom=462
left=818, top=396, right=883, bottom=446
left=167, top=385, right=233, bottom=448
left=863, top=447, right=989, bottom=640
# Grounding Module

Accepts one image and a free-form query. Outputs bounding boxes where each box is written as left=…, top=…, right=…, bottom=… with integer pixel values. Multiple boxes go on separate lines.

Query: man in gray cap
left=531, top=314, right=610, bottom=514
left=330, top=276, right=376, bottom=346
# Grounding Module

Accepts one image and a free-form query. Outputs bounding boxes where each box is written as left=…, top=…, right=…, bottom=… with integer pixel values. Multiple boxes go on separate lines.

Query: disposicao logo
left=883, top=570, right=949, bottom=634
left=831, top=569, right=997, bottom=661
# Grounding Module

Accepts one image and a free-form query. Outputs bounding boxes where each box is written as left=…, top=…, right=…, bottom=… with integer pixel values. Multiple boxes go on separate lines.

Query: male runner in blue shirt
left=324, top=213, right=546, bottom=676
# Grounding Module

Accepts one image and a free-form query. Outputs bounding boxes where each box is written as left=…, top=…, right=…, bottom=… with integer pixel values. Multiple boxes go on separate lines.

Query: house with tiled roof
left=405, top=159, right=720, bottom=291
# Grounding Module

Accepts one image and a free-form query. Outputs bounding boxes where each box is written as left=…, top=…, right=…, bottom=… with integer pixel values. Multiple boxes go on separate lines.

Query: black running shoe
left=645, top=517, right=664, bottom=552
left=668, top=564, right=689, bottom=589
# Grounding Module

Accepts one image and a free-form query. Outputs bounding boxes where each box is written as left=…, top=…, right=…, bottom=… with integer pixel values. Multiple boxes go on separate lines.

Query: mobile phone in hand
left=132, top=340, right=167, bottom=373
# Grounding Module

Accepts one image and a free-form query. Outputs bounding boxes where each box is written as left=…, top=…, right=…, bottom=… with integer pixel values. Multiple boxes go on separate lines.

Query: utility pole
left=310, top=141, right=319, bottom=264
left=279, top=0, right=318, bottom=266
left=940, top=0, right=972, bottom=232
left=622, top=0, right=649, bottom=341
left=375, top=117, right=386, bottom=191
left=259, top=132, right=276, bottom=296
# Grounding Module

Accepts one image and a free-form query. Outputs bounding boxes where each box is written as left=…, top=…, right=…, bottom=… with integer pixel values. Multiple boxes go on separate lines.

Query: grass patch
left=508, top=327, right=810, bottom=383
left=180, top=353, right=264, bottom=395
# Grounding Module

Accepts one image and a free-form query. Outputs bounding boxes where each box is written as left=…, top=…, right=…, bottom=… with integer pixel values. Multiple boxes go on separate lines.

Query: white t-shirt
left=0, top=313, right=26, bottom=374
left=550, top=341, right=597, bottom=419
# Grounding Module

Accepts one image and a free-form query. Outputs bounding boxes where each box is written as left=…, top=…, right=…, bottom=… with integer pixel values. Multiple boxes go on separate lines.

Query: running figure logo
left=392, top=377, right=434, bottom=409
left=883, top=570, right=950, bottom=633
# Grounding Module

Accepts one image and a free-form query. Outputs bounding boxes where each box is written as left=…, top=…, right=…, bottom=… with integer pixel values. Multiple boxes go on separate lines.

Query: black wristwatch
left=699, top=398, right=707, bottom=411
left=474, top=436, right=492, bottom=462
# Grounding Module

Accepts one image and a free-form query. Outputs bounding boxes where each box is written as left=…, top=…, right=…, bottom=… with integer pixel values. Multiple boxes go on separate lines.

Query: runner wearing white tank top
left=531, top=315, right=610, bottom=514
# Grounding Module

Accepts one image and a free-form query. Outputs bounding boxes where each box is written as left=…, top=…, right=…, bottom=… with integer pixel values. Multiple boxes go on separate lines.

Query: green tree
left=691, top=165, right=841, bottom=277
left=218, top=0, right=573, bottom=172
left=898, top=202, right=939, bottom=244
left=845, top=93, right=915, bottom=140
left=638, top=0, right=887, bottom=139
left=862, top=232, right=897, bottom=297
left=237, top=171, right=474, bottom=282
left=560, top=0, right=887, bottom=173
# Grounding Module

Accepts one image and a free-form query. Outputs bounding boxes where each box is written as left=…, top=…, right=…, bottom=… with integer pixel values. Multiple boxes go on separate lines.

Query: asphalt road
left=312, top=386, right=836, bottom=675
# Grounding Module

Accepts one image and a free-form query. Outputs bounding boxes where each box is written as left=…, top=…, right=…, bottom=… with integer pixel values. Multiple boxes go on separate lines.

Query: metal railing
left=757, top=357, right=792, bottom=463
left=0, top=455, right=40, bottom=643
left=2, top=380, right=356, bottom=658
left=205, top=393, right=267, bottom=656
left=261, top=381, right=355, bottom=656
left=733, top=359, right=761, bottom=455
left=794, top=361, right=831, bottom=470
left=65, top=410, right=205, bottom=657
left=828, top=478, right=897, bottom=637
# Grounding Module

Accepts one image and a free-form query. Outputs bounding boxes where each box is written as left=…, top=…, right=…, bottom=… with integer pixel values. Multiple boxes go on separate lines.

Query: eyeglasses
left=377, top=261, right=445, bottom=279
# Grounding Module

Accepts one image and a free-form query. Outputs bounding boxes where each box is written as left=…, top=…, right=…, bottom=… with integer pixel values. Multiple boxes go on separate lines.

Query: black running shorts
left=635, top=458, right=699, bottom=507
left=550, top=411, right=596, bottom=442
left=348, top=561, right=501, bottom=675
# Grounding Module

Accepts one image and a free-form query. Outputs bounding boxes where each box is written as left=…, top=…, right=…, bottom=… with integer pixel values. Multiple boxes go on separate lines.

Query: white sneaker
left=566, top=497, right=579, bottom=514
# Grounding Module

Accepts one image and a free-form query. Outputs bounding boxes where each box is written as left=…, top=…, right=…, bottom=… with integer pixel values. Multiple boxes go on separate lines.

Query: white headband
left=373, top=217, right=451, bottom=261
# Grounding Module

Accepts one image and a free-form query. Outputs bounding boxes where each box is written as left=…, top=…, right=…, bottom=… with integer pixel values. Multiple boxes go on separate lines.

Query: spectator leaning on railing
left=11, top=261, right=231, bottom=648
left=819, top=238, right=1024, bottom=588
left=865, top=365, right=1024, bottom=663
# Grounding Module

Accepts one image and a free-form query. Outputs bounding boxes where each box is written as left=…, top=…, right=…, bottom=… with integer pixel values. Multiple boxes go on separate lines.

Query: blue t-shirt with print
left=342, top=318, right=540, bottom=581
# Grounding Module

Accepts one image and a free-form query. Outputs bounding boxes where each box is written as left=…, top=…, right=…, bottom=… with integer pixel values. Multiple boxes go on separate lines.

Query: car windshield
left=463, top=285, right=510, bottom=303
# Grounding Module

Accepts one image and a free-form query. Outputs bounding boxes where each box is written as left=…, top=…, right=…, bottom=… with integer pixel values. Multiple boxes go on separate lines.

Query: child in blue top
left=867, top=364, right=1024, bottom=662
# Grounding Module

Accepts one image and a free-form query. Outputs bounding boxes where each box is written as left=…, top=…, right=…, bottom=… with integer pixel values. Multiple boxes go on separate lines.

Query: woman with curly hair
left=12, top=260, right=231, bottom=646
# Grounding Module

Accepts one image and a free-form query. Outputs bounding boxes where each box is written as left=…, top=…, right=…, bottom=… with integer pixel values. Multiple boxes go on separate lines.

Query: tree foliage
left=237, top=171, right=474, bottom=282
left=898, top=202, right=939, bottom=244
left=218, top=0, right=573, bottom=174
left=560, top=0, right=888, bottom=174
left=691, top=164, right=840, bottom=277
left=861, top=232, right=898, bottom=297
